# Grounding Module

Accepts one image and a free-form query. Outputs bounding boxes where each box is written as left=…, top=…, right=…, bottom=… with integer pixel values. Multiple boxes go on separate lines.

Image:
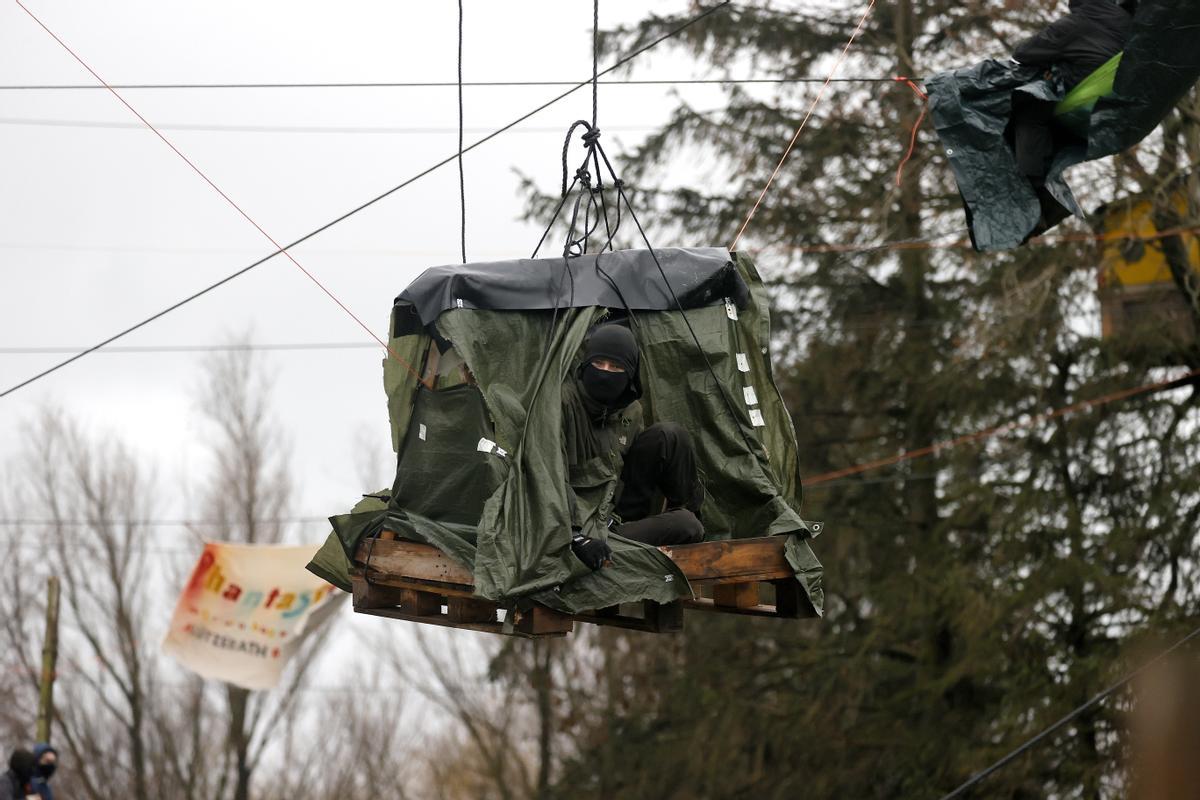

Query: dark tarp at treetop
left=306, top=246, right=825, bottom=618
left=927, top=0, right=1200, bottom=251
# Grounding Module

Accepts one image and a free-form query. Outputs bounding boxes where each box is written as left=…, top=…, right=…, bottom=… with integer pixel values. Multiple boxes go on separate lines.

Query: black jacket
left=2, top=771, right=30, bottom=800
left=1013, top=0, right=1133, bottom=88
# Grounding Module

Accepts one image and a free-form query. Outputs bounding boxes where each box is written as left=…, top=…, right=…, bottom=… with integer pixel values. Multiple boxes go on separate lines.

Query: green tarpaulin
left=308, top=247, right=823, bottom=617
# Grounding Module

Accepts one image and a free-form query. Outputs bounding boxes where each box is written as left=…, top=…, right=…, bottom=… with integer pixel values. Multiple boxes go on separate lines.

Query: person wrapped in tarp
left=306, top=247, right=824, bottom=619
left=561, top=321, right=706, bottom=571
left=927, top=0, right=1200, bottom=251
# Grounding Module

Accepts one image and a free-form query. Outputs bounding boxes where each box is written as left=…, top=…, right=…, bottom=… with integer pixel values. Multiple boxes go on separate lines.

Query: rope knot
left=893, top=75, right=928, bottom=101
left=582, top=127, right=601, bottom=145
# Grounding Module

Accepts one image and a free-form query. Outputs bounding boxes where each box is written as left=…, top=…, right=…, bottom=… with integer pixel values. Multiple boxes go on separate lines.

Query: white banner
left=163, top=542, right=344, bottom=690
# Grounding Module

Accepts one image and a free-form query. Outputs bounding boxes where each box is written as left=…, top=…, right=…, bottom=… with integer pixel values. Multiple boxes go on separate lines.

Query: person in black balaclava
left=1009, top=0, right=1134, bottom=188
left=562, top=322, right=704, bottom=570
left=29, top=743, right=56, bottom=800
left=3, top=749, right=36, bottom=800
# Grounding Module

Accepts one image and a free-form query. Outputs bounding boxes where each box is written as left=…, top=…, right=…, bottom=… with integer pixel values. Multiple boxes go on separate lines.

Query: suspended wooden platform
left=351, top=533, right=812, bottom=638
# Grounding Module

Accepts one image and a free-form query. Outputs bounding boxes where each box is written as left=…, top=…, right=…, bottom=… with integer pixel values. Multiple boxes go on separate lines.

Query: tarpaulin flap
left=927, top=0, right=1200, bottom=251
left=393, top=246, right=748, bottom=332
left=391, top=384, right=505, bottom=528
left=1089, top=0, right=1200, bottom=157
left=927, top=59, right=1082, bottom=251
left=306, top=492, right=390, bottom=591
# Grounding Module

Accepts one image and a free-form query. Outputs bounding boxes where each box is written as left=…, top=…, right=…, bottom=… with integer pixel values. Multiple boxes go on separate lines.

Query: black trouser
left=613, top=422, right=704, bottom=546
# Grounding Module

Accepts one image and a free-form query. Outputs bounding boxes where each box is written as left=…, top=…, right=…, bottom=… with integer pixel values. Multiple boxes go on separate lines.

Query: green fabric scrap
left=306, top=492, right=390, bottom=591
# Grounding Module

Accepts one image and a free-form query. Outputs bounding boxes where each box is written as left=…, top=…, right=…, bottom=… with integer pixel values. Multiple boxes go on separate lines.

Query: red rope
left=729, top=0, right=877, bottom=252
left=16, top=1, right=431, bottom=389
left=893, top=76, right=928, bottom=188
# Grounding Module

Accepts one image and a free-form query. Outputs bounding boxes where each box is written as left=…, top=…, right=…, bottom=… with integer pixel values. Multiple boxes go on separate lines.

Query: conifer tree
left=513, top=2, right=1200, bottom=797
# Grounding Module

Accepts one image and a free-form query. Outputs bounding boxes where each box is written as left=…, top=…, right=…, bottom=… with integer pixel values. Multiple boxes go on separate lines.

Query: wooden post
left=36, top=576, right=60, bottom=743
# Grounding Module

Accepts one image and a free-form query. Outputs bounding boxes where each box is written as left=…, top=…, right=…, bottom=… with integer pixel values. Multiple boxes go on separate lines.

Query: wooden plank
left=360, top=569, right=476, bottom=599
left=575, top=612, right=672, bottom=633
left=351, top=574, right=409, bottom=611
left=713, top=582, right=761, bottom=609
left=658, top=537, right=792, bottom=584
left=643, top=600, right=684, bottom=632
left=358, top=536, right=792, bottom=586
left=773, top=579, right=804, bottom=619
left=399, top=589, right=442, bottom=617
left=355, top=538, right=474, bottom=584
left=513, top=605, right=574, bottom=635
left=356, top=606, right=567, bottom=638
left=447, top=597, right=498, bottom=624
left=575, top=600, right=685, bottom=633
left=683, top=597, right=783, bottom=618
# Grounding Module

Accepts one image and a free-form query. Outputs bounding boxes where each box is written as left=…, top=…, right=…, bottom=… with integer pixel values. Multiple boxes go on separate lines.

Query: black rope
left=592, top=0, right=600, bottom=131
left=0, top=76, right=921, bottom=91
left=0, top=0, right=733, bottom=400
left=939, top=621, right=1200, bottom=799
left=607, top=170, right=765, bottom=461
left=457, top=0, right=466, bottom=264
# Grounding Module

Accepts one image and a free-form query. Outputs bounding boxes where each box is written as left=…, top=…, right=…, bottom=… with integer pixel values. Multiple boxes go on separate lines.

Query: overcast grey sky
left=0, top=1, right=743, bottom=536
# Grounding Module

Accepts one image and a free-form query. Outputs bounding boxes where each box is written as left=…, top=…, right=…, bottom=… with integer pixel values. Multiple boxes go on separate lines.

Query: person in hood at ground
left=562, top=322, right=705, bottom=569
left=3, top=749, right=35, bottom=800
left=29, top=744, right=55, bottom=800
left=1009, top=0, right=1134, bottom=188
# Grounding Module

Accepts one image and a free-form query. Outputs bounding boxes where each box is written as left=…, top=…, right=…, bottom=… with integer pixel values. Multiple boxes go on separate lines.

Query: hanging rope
left=893, top=76, right=928, bottom=187
left=457, top=0, right=467, bottom=263
left=728, top=0, right=877, bottom=252
left=592, top=0, right=600, bottom=131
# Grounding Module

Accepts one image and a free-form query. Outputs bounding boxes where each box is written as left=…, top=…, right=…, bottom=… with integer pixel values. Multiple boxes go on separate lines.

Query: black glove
left=571, top=533, right=613, bottom=571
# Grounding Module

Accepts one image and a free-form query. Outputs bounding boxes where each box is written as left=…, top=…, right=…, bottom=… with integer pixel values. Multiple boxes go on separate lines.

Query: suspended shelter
left=927, top=0, right=1200, bottom=251
left=1096, top=184, right=1200, bottom=359
left=305, top=244, right=825, bottom=637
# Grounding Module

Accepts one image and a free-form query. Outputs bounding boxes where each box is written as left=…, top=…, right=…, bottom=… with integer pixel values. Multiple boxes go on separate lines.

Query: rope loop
left=560, top=119, right=599, bottom=197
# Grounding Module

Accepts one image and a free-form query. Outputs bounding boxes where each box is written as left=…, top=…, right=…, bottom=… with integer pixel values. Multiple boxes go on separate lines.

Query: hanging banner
left=163, top=542, right=345, bottom=690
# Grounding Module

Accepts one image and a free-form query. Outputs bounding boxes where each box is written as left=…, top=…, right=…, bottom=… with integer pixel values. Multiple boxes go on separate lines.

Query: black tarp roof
left=393, top=247, right=747, bottom=333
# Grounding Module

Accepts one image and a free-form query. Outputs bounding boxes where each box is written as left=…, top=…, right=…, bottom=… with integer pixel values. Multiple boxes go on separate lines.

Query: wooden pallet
left=350, top=533, right=813, bottom=638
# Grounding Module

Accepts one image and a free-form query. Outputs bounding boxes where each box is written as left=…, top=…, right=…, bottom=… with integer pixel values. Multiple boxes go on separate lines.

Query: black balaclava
left=8, top=749, right=36, bottom=783
left=33, top=742, right=56, bottom=779
left=578, top=323, right=642, bottom=411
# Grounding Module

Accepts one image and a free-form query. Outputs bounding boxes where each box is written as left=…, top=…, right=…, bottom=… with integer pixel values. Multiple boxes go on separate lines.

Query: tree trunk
left=228, top=685, right=253, bottom=800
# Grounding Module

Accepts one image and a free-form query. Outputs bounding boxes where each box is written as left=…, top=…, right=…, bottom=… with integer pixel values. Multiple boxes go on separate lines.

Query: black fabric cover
left=1012, top=0, right=1132, bottom=88
left=928, top=0, right=1200, bottom=251
left=1087, top=0, right=1200, bottom=157
left=393, top=247, right=748, bottom=334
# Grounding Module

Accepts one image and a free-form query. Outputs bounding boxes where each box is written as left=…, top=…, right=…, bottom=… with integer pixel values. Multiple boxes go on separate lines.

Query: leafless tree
left=0, top=347, right=426, bottom=800
left=0, top=409, right=218, bottom=800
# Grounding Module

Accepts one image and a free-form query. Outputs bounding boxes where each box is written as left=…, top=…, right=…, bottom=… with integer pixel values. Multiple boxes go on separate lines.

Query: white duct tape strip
left=477, top=437, right=508, bottom=458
